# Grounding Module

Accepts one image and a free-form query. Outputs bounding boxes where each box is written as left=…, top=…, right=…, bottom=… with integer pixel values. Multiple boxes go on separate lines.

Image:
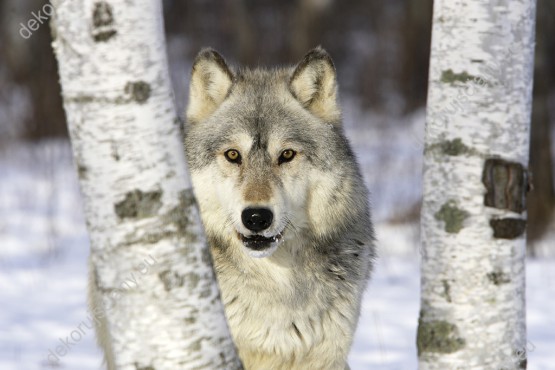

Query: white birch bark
left=418, top=0, right=536, bottom=369
left=50, top=1, right=241, bottom=369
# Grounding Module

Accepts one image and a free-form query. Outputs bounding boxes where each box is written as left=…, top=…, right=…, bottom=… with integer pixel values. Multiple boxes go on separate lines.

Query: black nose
left=241, top=207, right=273, bottom=232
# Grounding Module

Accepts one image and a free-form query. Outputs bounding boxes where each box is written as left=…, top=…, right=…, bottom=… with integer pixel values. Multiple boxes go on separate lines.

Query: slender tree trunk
left=1, top=0, right=66, bottom=140
left=418, top=0, right=536, bottom=369
left=50, top=1, right=241, bottom=369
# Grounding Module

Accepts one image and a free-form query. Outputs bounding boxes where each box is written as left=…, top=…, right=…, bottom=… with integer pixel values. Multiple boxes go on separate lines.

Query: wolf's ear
left=289, top=47, right=340, bottom=123
left=186, top=48, right=234, bottom=123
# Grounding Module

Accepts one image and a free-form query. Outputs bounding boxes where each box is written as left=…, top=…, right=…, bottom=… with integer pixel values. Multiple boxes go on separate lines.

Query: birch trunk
left=418, top=0, right=536, bottom=369
left=50, top=1, right=241, bottom=369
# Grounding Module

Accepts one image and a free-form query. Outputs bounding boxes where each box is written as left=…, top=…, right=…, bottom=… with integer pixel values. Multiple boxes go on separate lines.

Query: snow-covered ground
left=0, top=136, right=553, bottom=370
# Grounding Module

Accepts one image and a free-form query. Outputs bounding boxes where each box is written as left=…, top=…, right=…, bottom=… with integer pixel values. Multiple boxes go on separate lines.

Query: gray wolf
left=185, top=47, right=375, bottom=370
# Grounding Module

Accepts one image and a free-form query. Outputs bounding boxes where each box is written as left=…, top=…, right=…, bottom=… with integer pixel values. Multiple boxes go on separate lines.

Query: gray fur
left=184, top=47, right=375, bottom=370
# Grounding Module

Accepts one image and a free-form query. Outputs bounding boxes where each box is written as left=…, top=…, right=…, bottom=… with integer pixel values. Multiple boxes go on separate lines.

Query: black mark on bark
left=434, top=200, right=469, bottom=233
left=417, top=317, right=466, bottom=355
left=490, top=218, right=527, bottom=239
left=487, top=270, right=511, bottom=285
left=166, top=189, right=197, bottom=234
left=92, top=2, right=117, bottom=42
left=440, top=138, right=469, bottom=156
left=441, top=69, right=479, bottom=84
left=482, top=158, right=528, bottom=213
left=441, top=280, right=452, bottom=302
left=77, top=164, right=88, bottom=180
left=159, top=270, right=184, bottom=291
left=122, top=189, right=199, bottom=246
left=114, top=189, right=162, bottom=219
left=125, top=81, right=151, bottom=104
left=159, top=270, right=199, bottom=292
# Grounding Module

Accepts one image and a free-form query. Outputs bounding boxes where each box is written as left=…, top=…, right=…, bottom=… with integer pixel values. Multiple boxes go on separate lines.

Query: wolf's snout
left=241, top=207, right=273, bottom=232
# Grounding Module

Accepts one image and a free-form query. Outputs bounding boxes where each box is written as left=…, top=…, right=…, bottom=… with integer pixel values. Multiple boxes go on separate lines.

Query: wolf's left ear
left=186, top=48, right=234, bottom=123
left=289, top=47, right=340, bottom=123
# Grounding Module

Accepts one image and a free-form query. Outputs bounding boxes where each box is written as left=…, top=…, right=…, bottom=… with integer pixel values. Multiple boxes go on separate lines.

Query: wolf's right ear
left=289, top=47, right=340, bottom=123
left=186, top=49, right=234, bottom=123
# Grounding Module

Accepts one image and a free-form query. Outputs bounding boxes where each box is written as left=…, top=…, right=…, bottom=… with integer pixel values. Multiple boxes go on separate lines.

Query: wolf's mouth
left=239, top=233, right=283, bottom=251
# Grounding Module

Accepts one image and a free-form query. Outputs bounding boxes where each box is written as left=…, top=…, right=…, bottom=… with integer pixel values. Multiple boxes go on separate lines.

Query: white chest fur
left=213, top=245, right=357, bottom=369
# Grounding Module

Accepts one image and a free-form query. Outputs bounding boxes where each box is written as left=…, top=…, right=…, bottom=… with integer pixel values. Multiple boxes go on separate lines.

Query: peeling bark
left=50, top=1, right=241, bottom=369
left=419, top=0, right=536, bottom=368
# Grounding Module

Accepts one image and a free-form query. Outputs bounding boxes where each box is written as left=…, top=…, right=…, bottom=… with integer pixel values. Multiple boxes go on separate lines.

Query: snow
left=0, top=139, right=553, bottom=370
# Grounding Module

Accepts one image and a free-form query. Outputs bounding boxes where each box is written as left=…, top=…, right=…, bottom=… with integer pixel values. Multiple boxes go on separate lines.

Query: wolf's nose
left=242, top=208, right=273, bottom=232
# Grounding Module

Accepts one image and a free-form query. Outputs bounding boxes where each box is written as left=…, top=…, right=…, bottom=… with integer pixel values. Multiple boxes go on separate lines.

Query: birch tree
left=50, top=1, right=241, bottom=369
left=418, top=0, right=536, bottom=369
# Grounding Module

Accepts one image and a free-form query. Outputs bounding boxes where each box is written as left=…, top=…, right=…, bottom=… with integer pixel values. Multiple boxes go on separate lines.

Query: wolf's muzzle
left=241, top=207, right=273, bottom=232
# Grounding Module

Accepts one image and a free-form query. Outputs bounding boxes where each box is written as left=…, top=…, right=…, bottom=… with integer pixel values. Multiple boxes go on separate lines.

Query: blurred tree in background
left=0, top=0, right=66, bottom=140
left=0, top=0, right=552, bottom=244
left=528, top=0, right=555, bottom=245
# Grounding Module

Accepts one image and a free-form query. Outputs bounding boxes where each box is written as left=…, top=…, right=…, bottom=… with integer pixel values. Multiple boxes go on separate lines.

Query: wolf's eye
left=278, top=149, right=296, bottom=165
left=224, top=149, right=242, bottom=164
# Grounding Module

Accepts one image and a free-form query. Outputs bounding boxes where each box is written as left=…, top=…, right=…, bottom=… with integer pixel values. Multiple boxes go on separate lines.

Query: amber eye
left=278, top=149, right=297, bottom=165
left=224, top=149, right=242, bottom=164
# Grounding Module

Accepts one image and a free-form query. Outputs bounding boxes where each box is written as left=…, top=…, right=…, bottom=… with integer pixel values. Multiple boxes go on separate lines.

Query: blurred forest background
left=1, top=2, right=555, bottom=368
left=0, top=0, right=553, bottom=249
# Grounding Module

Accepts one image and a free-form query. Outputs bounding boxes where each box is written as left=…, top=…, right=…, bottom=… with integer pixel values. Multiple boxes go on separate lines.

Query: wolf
left=184, top=46, right=375, bottom=370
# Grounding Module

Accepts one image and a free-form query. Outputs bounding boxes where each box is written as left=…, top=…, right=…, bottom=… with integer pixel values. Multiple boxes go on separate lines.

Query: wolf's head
left=185, top=47, right=369, bottom=259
